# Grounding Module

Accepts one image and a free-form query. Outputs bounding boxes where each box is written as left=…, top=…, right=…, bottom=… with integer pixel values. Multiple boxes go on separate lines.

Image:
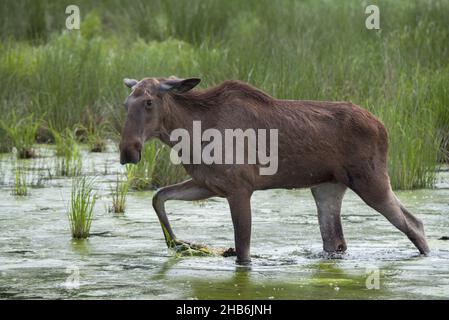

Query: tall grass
left=374, top=73, right=445, bottom=189
left=12, top=164, right=28, bottom=196
left=68, top=177, right=96, bottom=239
left=51, top=128, right=82, bottom=176
left=75, top=121, right=109, bottom=153
left=0, top=113, right=40, bottom=158
left=126, top=141, right=187, bottom=190
left=152, top=145, right=189, bottom=187
left=0, top=0, right=447, bottom=189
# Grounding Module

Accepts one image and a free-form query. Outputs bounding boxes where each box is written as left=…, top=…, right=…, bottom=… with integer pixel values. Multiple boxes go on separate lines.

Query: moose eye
left=145, top=100, right=152, bottom=109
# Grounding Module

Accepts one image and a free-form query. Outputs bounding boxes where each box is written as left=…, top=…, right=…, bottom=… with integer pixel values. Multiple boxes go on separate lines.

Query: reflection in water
left=179, top=259, right=390, bottom=299
left=150, top=255, right=388, bottom=299
left=70, top=239, right=91, bottom=256
left=151, top=257, right=181, bottom=281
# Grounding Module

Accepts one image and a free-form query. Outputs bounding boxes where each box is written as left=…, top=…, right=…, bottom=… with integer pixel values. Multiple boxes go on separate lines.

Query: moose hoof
left=235, top=258, right=252, bottom=266
left=323, top=241, right=347, bottom=254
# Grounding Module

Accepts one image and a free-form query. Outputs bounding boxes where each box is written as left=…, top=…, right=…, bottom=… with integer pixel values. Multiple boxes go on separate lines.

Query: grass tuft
left=109, top=173, right=129, bottom=214
left=1, top=113, right=40, bottom=159
left=126, top=141, right=187, bottom=190
left=12, top=164, right=28, bottom=196
left=68, top=176, right=97, bottom=239
left=51, top=128, right=82, bottom=176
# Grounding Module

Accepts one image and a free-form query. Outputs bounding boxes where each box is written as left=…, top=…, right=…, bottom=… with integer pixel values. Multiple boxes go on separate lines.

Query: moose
left=119, top=76, right=429, bottom=264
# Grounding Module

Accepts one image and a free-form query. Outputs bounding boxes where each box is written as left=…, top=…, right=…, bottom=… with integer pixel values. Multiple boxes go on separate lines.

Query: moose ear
left=160, top=78, right=201, bottom=94
left=124, top=78, right=138, bottom=89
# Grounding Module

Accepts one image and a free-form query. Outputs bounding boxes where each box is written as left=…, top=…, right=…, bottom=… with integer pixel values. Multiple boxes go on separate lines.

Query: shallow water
left=0, top=146, right=448, bottom=299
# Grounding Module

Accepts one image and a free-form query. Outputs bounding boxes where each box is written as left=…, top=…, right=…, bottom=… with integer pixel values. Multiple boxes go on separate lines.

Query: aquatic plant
left=12, top=164, right=28, bottom=196
left=51, top=128, right=82, bottom=176
left=74, top=118, right=109, bottom=153
left=0, top=125, right=12, bottom=153
left=0, top=160, right=4, bottom=185
left=160, top=224, right=235, bottom=257
left=0, top=0, right=448, bottom=189
left=0, top=113, right=40, bottom=159
left=373, top=73, right=445, bottom=189
left=27, top=156, right=53, bottom=187
left=126, top=141, right=187, bottom=190
left=51, top=128, right=74, bottom=156
left=55, top=148, right=82, bottom=177
left=68, top=176, right=97, bottom=239
left=109, top=173, right=129, bottom=214
left=126, top=141, right=160, bottom=190
left=152, top=144, right=189, bottom=188
left=87, top=133, right=106, bottom=153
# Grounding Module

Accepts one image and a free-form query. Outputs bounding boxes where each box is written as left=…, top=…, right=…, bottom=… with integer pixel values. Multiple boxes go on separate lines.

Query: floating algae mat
left=161, top=223, right=236, bottom=257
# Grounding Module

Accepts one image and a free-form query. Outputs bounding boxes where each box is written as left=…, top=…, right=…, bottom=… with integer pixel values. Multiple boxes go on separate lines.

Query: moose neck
left=158, top=94, right=207, bottom=148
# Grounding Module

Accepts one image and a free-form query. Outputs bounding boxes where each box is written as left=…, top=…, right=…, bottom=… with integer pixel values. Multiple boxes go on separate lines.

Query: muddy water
left=0, top=146, right=448, bottom=299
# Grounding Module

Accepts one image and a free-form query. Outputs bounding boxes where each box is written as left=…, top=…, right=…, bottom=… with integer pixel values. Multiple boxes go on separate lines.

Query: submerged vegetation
left=161, top=223, right=236, bottom=258
left=68, top=177, right=96, bottom=239
left=0, top=0, right=448, bottom=190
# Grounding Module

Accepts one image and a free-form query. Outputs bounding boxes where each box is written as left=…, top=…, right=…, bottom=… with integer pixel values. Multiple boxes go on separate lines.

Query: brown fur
left=154, top=80, right=388, bottom=194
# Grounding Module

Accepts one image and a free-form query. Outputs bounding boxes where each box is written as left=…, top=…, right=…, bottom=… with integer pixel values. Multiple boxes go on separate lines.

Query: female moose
left=119, top=76, right=429, bottom=264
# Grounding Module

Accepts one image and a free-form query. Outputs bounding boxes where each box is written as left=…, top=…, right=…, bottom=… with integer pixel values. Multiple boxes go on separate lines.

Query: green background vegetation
left=0, top=0, right=448, bottom=189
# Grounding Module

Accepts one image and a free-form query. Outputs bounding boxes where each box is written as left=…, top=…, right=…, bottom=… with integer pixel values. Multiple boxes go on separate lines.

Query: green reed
left=51, top=128, right=82, bottom=177
left=0, top=0, right=447, bottom=189
left=0, top=113, right=40, bottom=159
left=68, top=176, right=97, bottom=239
left=12, top=164, right=28, bottom=196
left=109, top=173, right=129, bottom=214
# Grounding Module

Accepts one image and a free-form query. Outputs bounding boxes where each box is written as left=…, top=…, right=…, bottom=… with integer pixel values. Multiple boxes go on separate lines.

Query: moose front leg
left=227, top=191, right=252, bottom=265
left=152, top=179, right=216, bottom=247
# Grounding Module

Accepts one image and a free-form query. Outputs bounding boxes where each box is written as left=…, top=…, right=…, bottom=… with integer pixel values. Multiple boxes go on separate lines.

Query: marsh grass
left=12, top=164, right=28, bottom=196
left=87, top=133, right=107, bottom=153
left=126, top=141, right=187, bottom=190
left=84, top=124, right=108, bottom=153
left=28, top=157, right=53, bottom=187
left=0, top=160, right=4, bottom=185
left=73, top=110, right=110, bottom=153
left=125, top=142, right=159, bottom=190
left=51, top=128, right=82, bottom=176
left=0, top=0, right=448, bottom=189
left=0, top=113, right=40, bottom=159
left=55, top=148, right=82, bottom=177
left=152, top=145, right=189, bottom=188
left=68, top=177, right=97, bottom=239
left=109, top=174, right=129, bottom=214
left=0, top=126, right=12, bottom=154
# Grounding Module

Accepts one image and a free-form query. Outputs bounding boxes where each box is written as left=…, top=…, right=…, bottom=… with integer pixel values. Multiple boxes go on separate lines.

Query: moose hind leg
left=349, top=174, right=430, bottom=255
left=311, top=182, right=347, bottom=253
